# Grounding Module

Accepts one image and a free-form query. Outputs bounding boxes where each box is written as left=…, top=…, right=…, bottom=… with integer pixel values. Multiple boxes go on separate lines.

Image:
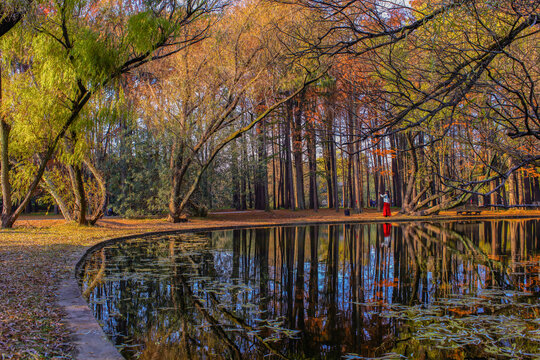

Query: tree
left=135, top=0, right=325, bottom=221
left=0, top=0, right=214, bottom=227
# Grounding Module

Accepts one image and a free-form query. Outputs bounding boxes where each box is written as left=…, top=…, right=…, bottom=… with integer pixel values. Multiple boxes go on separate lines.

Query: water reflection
left=79, top=221, right=540, bottom=359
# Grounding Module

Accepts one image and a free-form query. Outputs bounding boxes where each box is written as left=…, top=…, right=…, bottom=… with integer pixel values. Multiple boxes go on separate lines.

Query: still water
left=79, top=221, right=540, bottom=359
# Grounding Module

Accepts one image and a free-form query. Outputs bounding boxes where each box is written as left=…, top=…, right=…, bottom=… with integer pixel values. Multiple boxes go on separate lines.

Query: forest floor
left=1, top=208, right=540, bottom=359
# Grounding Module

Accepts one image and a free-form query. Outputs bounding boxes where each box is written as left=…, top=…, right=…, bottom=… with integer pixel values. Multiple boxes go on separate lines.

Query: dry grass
left=1, top=208, right=539, bottom=359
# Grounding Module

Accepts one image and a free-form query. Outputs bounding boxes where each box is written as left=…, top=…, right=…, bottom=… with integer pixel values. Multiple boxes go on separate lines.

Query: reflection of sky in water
left=79, top=221, right=540, bottom=359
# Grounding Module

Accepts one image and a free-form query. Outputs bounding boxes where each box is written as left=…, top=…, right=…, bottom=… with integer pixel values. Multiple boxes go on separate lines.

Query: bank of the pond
left=1, top=208, right=540, bottom=359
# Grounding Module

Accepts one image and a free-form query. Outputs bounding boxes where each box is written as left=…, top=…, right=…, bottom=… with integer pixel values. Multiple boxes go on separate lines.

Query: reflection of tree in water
left=80, top=220, right=540, bottom=359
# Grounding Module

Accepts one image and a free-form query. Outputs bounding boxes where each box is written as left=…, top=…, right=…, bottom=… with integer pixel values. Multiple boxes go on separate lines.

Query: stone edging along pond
left=59, top=215, right=540, bottom=360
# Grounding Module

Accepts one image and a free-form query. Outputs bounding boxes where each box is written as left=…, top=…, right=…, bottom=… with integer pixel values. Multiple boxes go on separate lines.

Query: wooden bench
left=456, top=204, right=482, bottom=215
left=456, top=209, right=481, bottom=215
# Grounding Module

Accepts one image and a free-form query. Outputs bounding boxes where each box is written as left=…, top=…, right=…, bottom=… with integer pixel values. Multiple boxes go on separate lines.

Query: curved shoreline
left=60, top=214, right=540, bottom=360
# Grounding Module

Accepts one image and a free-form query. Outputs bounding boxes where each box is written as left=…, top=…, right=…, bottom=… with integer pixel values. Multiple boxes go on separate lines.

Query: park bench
left=456, top=204, right=482, bottom=215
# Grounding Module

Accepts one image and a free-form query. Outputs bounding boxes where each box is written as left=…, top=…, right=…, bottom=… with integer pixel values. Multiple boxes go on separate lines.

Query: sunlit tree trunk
left=68, top=163, right=88, bottom=225
left=0, top=65, right=12, bottom=227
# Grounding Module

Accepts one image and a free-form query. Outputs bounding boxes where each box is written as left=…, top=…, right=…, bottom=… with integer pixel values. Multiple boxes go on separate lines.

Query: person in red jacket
left=380, top=191, right=391, bottom=217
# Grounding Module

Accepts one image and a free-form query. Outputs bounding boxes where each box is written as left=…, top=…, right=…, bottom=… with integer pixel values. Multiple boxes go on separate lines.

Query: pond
left=78, top=220, right=540, bottom=359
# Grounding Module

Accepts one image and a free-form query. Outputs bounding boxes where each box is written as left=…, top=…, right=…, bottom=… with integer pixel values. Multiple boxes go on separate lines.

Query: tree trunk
left=376, top=146, right=384, bottom=211
left=0, top=64, right=12, bottom=227
left=324, top=139, right=333, bottom=208
left=307, top=115, right=318, bottom=211
left=352, top=151, right=363, bottom=212
left=284, top=99, right=295, bottom=209
left=232, top=142, right=241, bottom=210
left=42, top=173, right=73, bottom=221
left=507, top=159, right=517, bottom=207
left=292, top=93, right=305, bottom=209
left=1, top=86, right=89, bottom=228
left=168, top=140, right=186, bottom=222
left=517, top=170, right=525, bottom=205
left=272, top=123, right=278, bottom=210
left=490, top=178, right=497, bottom=209
left=524, top=175, right=532, bottom=204
left=240, top=146, right=247, bottom=210
left=254, top=120, right=269, bottom=210
left=324, top=99, right=339, bottom=211
left=68, top=163, right=88, bottom=225
left=390, top=133, right=402, bottom=207
left=84, top=159, right=107, bottom=225
left=365, top=155, right=370, bottom=206
left=533, top=176, right=540, bottom=203
left=348, top=99, right=362, bottom=212
left=330, top=127, right=339, bottom=211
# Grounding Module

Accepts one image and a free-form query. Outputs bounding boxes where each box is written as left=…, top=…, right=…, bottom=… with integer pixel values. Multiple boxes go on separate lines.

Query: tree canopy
left=0, top=0, right=538, bottom=227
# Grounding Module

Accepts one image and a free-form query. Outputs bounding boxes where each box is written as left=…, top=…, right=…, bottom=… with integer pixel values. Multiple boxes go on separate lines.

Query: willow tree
left=0, top=0, right=215, bottom=227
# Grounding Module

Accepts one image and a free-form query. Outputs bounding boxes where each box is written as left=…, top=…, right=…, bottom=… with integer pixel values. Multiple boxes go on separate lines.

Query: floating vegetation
left=79, top=221, right=540, bottom=359
left=343, top=354, right=407, bottom=360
